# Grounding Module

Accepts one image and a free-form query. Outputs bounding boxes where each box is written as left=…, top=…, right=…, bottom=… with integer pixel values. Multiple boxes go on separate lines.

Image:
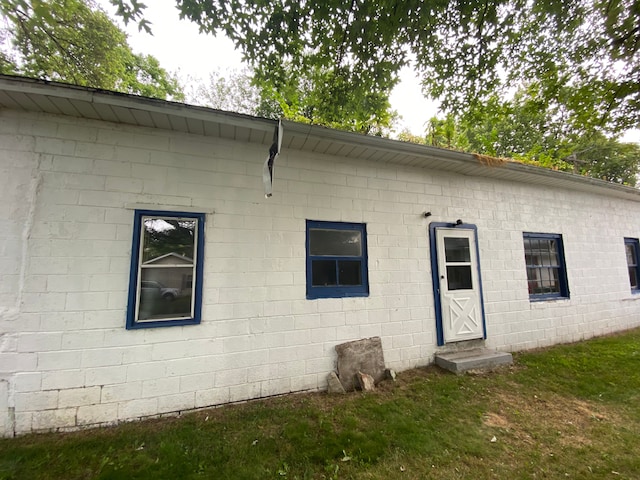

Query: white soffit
left=1, top=75, right=639, bottom=203
left=281, top=122, right=640, bottom=202
left=0, top=75, right=276, bottom=146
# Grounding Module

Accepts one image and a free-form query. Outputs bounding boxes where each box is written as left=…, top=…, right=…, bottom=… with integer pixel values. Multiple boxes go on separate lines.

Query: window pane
left=139, top=267, right=193, bottom=320
left=447, top=266, right=473, bottom=290
left=540, top=250, right=558, bottom=267
left=543, top=267, right=556, bottom=292
left=128, top=210, right=204, bottom=329
left=444, top=237, right=471, bottom=262
left=629, top=267, right=638, bottom=288
left=550, top=267, right=560, bottom=291
left=309, top=229, right=362, bottom=256
left=338, top=260, right=362, bottom=285
left=523, top=234, right=568, bottom=297
left=626, top=244, right=637, bottom=266
left=524, top=253, right=534, bottom=266
left=142, top=217, right=196, bottom=263
left=526, top=266, right=560, bottom=294
left=527, top=269, right=539, bottom=294
left=312, top=260, right=337, bottom=286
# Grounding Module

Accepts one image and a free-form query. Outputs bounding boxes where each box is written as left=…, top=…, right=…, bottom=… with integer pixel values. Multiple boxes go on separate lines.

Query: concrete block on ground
left=435, top=349, right=513, bottom=374
left=326, top=372, right=345, bottom=394
left=335, top=337, right=386, bottom=392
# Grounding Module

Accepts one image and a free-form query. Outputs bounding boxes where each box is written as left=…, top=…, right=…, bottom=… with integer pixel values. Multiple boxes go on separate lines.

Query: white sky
left=98, top=0, right=638, bottom=143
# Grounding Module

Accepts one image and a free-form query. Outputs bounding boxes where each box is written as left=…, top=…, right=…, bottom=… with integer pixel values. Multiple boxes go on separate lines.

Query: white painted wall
left=1, top=110, right=640, bottom=436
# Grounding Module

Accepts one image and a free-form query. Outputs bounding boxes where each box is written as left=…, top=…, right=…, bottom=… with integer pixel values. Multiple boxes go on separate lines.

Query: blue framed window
left=624, top=238, right=640, bottom=292
left=126, top=210, right=205, bottom=329
left=306, top=220, right=369, bottom=299
left=523, top=233, right=569, bottom=300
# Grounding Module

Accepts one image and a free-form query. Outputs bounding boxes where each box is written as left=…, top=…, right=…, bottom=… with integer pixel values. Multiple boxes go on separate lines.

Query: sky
left=98, top=0, right=638, bottom=143
left=97, top=0, right=439, bottom=138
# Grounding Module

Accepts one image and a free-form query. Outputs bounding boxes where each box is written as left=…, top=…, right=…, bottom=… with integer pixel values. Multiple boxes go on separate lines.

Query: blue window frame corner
left=126, top=210, right=205, bottom=329
left=305, top=220, right=369, bottom=299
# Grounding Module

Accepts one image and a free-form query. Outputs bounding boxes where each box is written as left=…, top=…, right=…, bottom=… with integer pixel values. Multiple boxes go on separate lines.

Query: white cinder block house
left=1, top=75, right=640, bottom=436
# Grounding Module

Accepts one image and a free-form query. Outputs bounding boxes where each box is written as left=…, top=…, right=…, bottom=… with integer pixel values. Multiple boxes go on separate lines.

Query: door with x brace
left=435, top=227, right=485, bottom=343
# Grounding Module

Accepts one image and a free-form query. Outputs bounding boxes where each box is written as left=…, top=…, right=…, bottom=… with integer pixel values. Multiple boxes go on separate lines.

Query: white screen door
left=435, top=228, right=485, bottom=343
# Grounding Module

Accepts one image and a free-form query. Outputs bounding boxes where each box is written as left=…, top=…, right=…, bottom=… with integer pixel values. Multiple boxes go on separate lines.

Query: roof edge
left=282, top=120, right=640, bottom=200
left=1, top=75, right=638, bottom=201
left=0, top=74, right=277, bottom=134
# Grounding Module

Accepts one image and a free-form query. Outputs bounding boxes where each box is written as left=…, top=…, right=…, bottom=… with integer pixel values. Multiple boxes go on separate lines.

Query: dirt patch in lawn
left=482, top=388, right=618, bottom=449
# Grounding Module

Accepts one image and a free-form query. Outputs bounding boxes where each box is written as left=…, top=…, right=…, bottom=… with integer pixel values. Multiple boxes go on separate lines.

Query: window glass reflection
left=338, top=260, right=362, bottom=285
left=138, top=268, right=193, bottom=321
left=444, top=237, right=471, bottom=263
left=447, top=265, right=473, bottom=290
left=309, top=229, right=362, bottom=256
left=312, top=260, right=337, bottom=286
left=137, top=216, right=197, bottom=322
left=142, top=218, right=196, bottom=263
left=627, top=244, right=637, bottom=265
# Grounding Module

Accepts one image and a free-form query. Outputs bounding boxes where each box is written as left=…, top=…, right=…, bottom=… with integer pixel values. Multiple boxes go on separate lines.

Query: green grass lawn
left=2, top=328, right=639, bottom=479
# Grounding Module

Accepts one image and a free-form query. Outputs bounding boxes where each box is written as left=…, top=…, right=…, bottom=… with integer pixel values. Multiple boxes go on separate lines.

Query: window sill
left=529, top=295, right=570, bottom=304
left=126, top=317, right=200, bottom=329
left=306, top=290, right=369, bottom=300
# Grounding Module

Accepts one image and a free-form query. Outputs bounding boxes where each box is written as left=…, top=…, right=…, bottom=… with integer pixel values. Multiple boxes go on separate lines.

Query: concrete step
left=435, top=348, right=513, bottom=374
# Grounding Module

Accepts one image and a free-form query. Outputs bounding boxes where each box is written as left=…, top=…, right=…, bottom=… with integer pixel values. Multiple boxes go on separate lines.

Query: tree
left=426, top=115, right=459, bottom=149
left=187, top=65, right=397, bottom=134
left=0, top=0, right=183, bottom=100
left=187, top=69, right=261, bottom=115
left=253, top=62, right=397, bottom=133
left=568, top=136, right=640, bottom=185
left=396, top=129, right=426, bottom=145
left=186, top=68, right=281, bottom=119
left=109, top=0, right=639, bottom=136
left=451, top=85, right=640, bottom=185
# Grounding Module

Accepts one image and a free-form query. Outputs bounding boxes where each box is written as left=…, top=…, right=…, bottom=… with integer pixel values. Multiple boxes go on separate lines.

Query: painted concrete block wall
left=1, top=109, right=640, bottom=436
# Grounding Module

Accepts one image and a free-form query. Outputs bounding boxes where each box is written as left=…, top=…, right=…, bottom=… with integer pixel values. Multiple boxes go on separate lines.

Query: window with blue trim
left=523, top=233, right=569, bottom=300
left=306, top=220, right=369, bottom=299
left=624, top=238, right=640, bottom=292
left=126, top=210, right=205, bottom=329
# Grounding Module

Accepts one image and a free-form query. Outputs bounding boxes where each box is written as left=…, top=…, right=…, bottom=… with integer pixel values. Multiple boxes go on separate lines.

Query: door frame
left=429, top=222, right=487, bottom=346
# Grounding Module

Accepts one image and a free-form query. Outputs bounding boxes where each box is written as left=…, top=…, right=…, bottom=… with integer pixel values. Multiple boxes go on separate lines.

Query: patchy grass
left=1, top=328, right=640, bottom=479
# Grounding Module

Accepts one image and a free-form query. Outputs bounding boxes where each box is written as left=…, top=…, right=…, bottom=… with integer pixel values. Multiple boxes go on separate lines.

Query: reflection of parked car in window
left=140, top=281, right=180, bottom=301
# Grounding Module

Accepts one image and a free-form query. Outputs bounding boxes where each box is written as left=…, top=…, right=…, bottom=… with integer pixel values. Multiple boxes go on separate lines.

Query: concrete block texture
left=1, top=108, right=640, bottom=436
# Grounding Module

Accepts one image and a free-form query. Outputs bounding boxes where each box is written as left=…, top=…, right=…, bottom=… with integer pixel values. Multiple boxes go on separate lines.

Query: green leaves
left=0, top=0, right=182, bottom=100
left=165, top=0, right=639, bottom=136
left=443, top=83, right=640, bottom=185
left=109, top=0, right=150, bottom=33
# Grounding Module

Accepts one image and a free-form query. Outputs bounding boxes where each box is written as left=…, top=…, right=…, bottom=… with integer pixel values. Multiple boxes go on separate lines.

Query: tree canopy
left=111, top=0, right=639, bottom=136
left=187, top=66, right=397, bottom=134
left=424, top=84, right=640, bottom=185
left=0, top=0, right=183, bottom=100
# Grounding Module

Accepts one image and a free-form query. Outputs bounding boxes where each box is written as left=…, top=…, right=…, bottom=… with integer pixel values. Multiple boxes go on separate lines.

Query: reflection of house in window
left=143, top=253, right=194, bottom=295
left=127, top=211, right=204, bottom=329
